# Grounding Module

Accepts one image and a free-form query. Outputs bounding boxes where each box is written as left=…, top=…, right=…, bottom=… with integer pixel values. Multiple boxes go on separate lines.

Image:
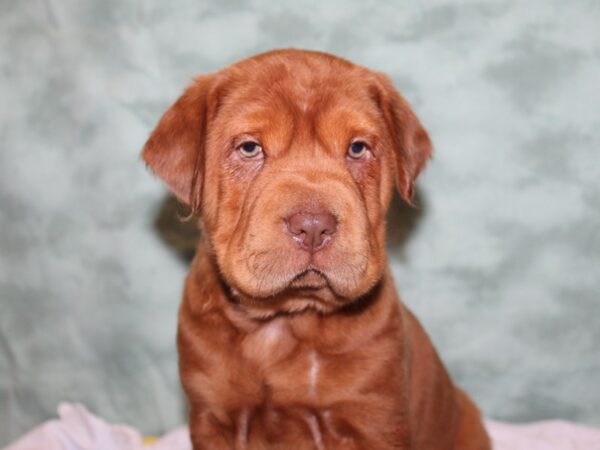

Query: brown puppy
left=142, top=49, right=490, bottom=450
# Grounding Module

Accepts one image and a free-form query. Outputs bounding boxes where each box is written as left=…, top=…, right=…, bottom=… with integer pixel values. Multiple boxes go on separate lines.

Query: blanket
left=4, top=403, right=600, bottom=450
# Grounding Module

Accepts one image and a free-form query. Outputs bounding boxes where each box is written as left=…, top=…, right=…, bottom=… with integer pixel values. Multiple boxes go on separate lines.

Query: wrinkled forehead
left=214, top=61, right=384, bottom=141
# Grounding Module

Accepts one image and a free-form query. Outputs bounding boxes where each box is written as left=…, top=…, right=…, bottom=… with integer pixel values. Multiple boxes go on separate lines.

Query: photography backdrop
left=1, top=0, right=599, bottom=445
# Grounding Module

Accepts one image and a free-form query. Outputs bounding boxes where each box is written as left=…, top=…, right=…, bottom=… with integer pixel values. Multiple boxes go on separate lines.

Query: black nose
left=286, top=210, right=337, bottom=253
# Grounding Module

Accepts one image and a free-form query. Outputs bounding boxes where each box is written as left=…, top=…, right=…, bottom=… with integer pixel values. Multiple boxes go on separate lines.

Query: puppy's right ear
left=141, top=75, right=216, bottom=209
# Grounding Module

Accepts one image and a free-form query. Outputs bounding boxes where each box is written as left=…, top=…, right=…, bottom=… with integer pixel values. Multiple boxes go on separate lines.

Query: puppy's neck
left=182, top=243, right=401, bottom=353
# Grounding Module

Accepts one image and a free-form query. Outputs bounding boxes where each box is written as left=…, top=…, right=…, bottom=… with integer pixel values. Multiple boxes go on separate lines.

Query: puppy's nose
left=286, top=210, right=337, bottom=252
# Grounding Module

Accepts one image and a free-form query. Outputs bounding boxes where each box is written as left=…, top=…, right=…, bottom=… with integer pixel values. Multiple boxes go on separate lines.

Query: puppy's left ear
left=142, top=74, right=218, bottom=211
left=375, top=74, right=432, bottom=204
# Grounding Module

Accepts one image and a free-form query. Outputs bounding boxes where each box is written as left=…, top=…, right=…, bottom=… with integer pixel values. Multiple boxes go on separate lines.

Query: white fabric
left=2, top=404, right=187, bottom=450
left=4, top=403, right=600, bottom=450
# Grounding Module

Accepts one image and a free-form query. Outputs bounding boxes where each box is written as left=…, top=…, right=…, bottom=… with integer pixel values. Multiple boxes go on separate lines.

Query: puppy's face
left=143, top=50, right=431, bottom=316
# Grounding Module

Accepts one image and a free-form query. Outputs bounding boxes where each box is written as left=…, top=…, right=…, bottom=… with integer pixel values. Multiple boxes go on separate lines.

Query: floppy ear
left=375, top=74, right=432, bottom=204
left=141, top=75, right=216, bottom=209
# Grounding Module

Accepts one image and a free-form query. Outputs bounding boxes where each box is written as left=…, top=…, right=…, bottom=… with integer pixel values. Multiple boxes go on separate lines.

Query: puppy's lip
left=288, top=268, right=329, bottom=290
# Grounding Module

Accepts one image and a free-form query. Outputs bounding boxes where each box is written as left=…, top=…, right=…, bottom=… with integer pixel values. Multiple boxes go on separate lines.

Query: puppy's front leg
left=189, top=407, right=237, bottom=450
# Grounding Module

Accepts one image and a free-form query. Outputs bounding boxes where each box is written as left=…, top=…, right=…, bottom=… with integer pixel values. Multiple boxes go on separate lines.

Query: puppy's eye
left=238, top=141, right=263, bottom=158
left=347, top=141, right=368, bottom=159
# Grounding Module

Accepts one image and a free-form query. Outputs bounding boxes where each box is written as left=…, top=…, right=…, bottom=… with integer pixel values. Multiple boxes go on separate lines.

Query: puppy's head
left=143, top=50, right=431, bottom=316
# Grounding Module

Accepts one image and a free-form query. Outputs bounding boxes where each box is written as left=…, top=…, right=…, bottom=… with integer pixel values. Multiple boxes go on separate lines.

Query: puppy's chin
left=223, top=268, right=382, bottom=319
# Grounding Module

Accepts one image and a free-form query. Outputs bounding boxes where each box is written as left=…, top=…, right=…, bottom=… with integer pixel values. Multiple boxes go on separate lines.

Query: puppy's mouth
left=288, top=268, right=329, bottom=290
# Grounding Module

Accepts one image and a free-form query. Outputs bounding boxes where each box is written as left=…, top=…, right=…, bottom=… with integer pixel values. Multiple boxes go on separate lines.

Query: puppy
left=142, top=49, right=490, bottom=450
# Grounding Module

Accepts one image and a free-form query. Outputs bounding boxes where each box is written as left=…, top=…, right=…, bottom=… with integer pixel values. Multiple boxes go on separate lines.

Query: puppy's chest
left=240, top=318, right=322, bottom=400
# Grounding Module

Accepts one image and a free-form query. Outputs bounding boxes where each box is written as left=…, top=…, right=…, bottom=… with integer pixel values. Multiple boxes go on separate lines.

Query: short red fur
left=142, top=49, right=490, bottom=450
